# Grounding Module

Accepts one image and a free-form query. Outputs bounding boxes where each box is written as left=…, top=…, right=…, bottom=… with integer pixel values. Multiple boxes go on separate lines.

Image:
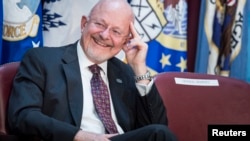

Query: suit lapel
left=107, top=60, right=131, bottom=131
left=62, top=42, right=83, bottom=127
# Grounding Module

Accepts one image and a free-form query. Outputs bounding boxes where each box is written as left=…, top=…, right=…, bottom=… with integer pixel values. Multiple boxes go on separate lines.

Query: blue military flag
left=1, top=0, right=43, bottom=65
left=0, top=0, right=3, bottom=58
left=230, top=0, right=250, bottom=82
left=129, top=0, right=188, bottom=75
left=247, top=0, right=250, bottom=82
left=195, top=0, right=249, bottom=82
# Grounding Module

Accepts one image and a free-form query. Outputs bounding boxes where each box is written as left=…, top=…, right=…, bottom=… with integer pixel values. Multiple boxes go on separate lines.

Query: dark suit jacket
left=8, top=42, right=168, bottom=141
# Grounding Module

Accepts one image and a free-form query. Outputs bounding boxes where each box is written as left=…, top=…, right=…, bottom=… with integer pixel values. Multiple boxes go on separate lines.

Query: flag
left=129, top=0, right=188, bottom=76
left=0, top=0, right=3, bottom=58
left=194, top=0, right=209, bottom=73
left=247, top=0, right=250, bottom=82
left=230, top=0, right=250, bottom=83
left=43, top=0, right=99, bottom=47
left=1, top=0, right=43, bottom=65
left=195, top=0, right=249, bottom=82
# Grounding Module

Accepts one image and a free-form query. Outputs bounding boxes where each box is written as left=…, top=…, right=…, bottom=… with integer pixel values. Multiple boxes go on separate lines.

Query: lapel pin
left=116, top=78, right=123, bottom=83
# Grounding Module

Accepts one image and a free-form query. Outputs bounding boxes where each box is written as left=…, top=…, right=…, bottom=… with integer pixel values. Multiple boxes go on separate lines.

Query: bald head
left=89, top=0, right=134, bottom=22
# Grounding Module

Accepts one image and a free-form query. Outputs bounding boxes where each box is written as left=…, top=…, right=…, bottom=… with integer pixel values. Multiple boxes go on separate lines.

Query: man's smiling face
left=80, top=0, right=133, bottom=64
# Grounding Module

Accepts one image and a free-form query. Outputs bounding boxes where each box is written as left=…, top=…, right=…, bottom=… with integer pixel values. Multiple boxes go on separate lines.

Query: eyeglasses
left=88, top=19, right=129, bottom=39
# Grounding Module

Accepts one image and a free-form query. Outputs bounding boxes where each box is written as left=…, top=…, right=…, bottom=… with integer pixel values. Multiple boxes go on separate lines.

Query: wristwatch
left=134, top=70, right=152, bottom=82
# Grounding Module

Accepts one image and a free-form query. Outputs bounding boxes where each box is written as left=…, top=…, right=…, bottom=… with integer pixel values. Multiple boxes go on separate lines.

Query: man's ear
left=81, top=16, right=88, bottom=29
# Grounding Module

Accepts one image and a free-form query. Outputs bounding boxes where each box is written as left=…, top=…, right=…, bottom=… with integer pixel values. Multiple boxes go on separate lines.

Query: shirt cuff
left=135, top=79, right=154, bottom=96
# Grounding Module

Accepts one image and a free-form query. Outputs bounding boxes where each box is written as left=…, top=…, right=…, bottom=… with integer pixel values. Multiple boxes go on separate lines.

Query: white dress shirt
left=76, top=41, right=153, bottom=134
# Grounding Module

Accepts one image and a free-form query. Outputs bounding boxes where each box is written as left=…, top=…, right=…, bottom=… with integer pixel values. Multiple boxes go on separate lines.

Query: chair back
left=154, top=72, right=250, bottom=141
left=0, top=62, right=20, bottom=135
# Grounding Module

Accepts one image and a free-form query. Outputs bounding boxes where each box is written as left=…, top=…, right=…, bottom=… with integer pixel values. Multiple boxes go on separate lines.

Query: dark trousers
left=110, top=124, right=178, bottom=141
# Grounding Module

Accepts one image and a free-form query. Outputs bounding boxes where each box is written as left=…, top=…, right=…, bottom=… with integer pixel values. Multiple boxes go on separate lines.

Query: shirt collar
left=77, top=41, right=108, bottom=74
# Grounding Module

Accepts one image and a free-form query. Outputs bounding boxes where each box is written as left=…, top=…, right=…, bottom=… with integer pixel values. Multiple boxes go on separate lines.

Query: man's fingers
left=129, top=22, right=140, bottom=39
left=105, top=133, right=119, bottom=138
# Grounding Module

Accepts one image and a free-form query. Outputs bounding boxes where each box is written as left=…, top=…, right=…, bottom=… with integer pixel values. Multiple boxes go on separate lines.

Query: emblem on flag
left=130, top=0, right=167, bottom=42
left=130, top=0, right=188, bottom=74
left=3, top=0, right=41, bottom=41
